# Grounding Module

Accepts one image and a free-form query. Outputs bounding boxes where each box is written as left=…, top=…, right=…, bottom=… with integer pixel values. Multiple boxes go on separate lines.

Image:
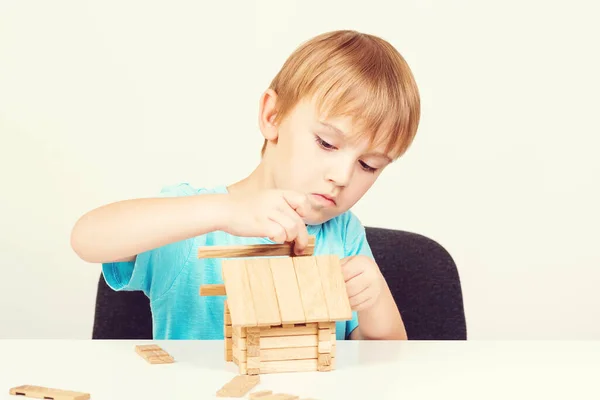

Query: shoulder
left=156, top=182, right=228, bottom=197
left=319, top=210, right=371, bottom=258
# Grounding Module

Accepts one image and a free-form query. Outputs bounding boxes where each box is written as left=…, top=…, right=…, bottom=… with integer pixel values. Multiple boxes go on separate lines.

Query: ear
left=258, top=89, right=279, bottom=141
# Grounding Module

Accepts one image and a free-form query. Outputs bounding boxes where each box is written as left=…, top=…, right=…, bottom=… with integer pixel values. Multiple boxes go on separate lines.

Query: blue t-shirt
left=101, top=183, right=375, bottom=340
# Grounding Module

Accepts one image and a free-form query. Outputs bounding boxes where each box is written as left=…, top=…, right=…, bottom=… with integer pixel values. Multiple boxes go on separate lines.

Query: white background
left=1, top=0, right=598, bottom=340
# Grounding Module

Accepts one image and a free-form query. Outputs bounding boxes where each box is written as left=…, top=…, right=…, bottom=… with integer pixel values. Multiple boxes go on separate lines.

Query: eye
left=315, top=135, right=336, bottom=150
left=359, top=160, right=378, bottom=173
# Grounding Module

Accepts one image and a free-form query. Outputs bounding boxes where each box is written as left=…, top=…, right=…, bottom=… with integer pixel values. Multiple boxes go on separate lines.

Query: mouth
left=311, top=193, right=337, bottom=207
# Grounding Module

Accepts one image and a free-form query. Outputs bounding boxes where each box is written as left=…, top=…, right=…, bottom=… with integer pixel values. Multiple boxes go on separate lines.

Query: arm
left=70, top=193, right=229, bottom=264
left=350, top=271, right=407, bottom=340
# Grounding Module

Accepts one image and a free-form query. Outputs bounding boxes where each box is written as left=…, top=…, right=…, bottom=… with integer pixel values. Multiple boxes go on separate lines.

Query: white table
left=1, top=340, right=598, bottom=399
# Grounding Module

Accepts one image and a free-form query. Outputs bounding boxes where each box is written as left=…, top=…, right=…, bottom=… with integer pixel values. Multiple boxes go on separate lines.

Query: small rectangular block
left=249, top=390, right=273, bottom=399
left=9, top=385, right=90, bottom=400
left=216, top=375, right=260, bottom=397
left=135, top=344, right=175, bottom=364
left=318, top=340, right=332, bottom=353
left=248, top=345, right=260, bottom=357
left=318, top=328, right=330, bottom=341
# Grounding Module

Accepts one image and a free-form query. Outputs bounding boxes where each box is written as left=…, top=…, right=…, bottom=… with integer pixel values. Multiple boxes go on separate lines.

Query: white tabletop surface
left=1, top=340, right=598, bottom=400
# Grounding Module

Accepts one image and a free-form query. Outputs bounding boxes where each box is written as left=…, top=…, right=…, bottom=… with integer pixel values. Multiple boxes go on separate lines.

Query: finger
left=282, top=191, right=314, bottom=219
left=341, top=259, right=363, bottom=282
left=345, top=274, right=369, bottom=298
left=350, top=295, right=375, bottom=311
left=265, top=220, right=287, bottom=243
left=277, top=203, right=309, bottom=254
left=268, top=209, right=299, bottom=243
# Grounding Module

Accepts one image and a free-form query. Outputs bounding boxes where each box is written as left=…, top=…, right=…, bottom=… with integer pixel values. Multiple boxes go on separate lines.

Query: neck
left=226, top=156, right=275, bottom=195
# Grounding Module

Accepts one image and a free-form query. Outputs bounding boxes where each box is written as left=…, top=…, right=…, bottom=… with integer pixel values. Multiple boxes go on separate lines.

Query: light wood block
left=233, top=333, right=335, bottom=350
left=9, top=385, right=90, bottom=400
left=315, top=255, right=352, bottom=320
left=135, top=344, right=174, bottom=364
left=259, top=324, right=317, bottom=337
left=236, top=344, right=336, bottom=362
left=222, top=259, right=257, bottom=326
left=318, top=340, right=332, bottom=353
left=268, top=258, right=306, bottom=324
left=247, top=258, right=282, bottom=326
left=225, top=337, right=233, bottom=361
left=292, top=257, right=329, bottom=322
left=249, top=390, right=273, bottom=399
left=198, top=236, right=315, bottom=259
left=318, top=328, right=330, bottom=341
left=216, top=375, right=260, bottom=397
left=259, top=394, right=300, bottom=400
left=199, top=284, right=226, bottom=296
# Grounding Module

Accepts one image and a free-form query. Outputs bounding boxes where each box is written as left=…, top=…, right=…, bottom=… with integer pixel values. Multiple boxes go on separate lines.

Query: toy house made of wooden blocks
left=199, top=236, right=352, bottom=375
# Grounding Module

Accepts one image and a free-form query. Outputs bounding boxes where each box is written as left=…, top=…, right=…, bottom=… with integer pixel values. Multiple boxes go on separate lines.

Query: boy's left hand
left=341, top=255, right=384, bottom=311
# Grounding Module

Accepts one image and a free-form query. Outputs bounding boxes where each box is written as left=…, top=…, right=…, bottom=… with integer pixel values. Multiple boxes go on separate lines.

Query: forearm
left=355, top=278, right=407, bottom=340
left=70, top=193, right=228, bottom=263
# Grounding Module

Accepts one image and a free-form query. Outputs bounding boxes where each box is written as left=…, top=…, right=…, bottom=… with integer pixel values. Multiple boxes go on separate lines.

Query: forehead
left=298, top=99, right=393, bottom=160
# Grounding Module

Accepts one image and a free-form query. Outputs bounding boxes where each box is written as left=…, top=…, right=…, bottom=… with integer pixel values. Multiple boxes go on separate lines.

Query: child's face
left=262, top=92, right=393, bottom=225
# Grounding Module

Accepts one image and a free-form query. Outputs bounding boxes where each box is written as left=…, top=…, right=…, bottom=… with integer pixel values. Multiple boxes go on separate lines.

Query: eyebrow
left=319, top=121, right=392, bottom=162
left=319, top=121, right=347, bottom=137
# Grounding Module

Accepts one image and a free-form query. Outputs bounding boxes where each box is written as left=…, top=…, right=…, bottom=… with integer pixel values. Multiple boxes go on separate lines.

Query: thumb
left=282, top=191, right=314, bottom=218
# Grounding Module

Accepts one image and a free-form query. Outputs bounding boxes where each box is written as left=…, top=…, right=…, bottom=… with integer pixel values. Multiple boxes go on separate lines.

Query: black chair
left=92, top=227, right=467, bottom=340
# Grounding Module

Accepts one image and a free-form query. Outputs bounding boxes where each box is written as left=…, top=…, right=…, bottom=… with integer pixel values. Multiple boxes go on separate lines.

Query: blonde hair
left=262, top=30, right=421, bottom=160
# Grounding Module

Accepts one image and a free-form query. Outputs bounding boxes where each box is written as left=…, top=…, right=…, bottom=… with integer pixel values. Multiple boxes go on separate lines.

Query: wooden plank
left=222, top=259, right=257, bottom=327
left=9, top=385, right=90, bottom=400
left=216, top=375, right=260, bottom=397
left=259, top=324, right=317, bottom=337
left=260, top=346, right=317, bottom=361
left=260, top=334, right=317, bottom=349
left=292, top=257, right=329, bottom=322
left=315, top=255, right=352, bottom=321
left=268, top=258, right=306, bottom=324
left=198, top=236, right=315, bottom=259
left=246, top=258, right=282, bottom=326
left=260, top=359, right=319, bottom=374
left=135, top=344, right=175, bottom=364
left=199, top=284, right=226, bottom=296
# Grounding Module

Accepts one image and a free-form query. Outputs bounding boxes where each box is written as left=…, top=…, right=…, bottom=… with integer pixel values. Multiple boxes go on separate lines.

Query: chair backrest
left=92, top=227, right=467, bottom=340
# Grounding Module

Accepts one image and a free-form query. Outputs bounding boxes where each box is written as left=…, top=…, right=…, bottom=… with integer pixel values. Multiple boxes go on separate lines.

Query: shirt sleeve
left=341, top=211, right=375, bottom=338
left=101, top=183, right=198, bottom=301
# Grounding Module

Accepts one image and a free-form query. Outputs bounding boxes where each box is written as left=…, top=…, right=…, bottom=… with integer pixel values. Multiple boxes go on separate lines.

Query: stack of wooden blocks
left=199, top=236, right=351, bottom=375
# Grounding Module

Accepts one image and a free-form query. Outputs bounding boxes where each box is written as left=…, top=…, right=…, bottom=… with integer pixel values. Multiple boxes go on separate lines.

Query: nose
left=325, top=156, right=354, bottom=187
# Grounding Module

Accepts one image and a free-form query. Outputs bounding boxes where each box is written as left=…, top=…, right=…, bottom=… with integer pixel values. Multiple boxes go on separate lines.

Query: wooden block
left=318, top=340, right=331, bottom=353
left=199, top=283, right=226, bottom=296
left=317, top=321, right=335, bottom=331
left=282, top=324, right=294, bottom=328
left=9, top=385, right=90, bottom=400
left=260, top=324, right=317, bottom=337
left=135, top=344, right=174, bottom=364
left=317, top=355, right=335, bottom=372
left=315, top=255, right=352, bottom=320
left=292, top=257, right=329, bottom=322
left=248, top=345, right=260, bottom=357
left=225, top=338, right=233, bottom=361
left=233, top=326, right=246, bottom=338
left=260, top=346, right=317, bottom=361
left=198, top=236, right=315, bottom=258
left=225, top=313, right=232, bottom=325
left=216, top=374, right=260, bottom=397
left=318, top=353, right=331, bottom=366
left=249, top=390, right=273, bottom=399
left=259, top=394, right=299, bottom=400
left=235, top=333, right=335, bottom=350
left=318, top=328, right=330, bottom=341
left=260, top=359, right=318, bottom=374
left=222, top=259, right=258, bottom=327
left=247, top=356, right=260, bottom=370
left=224, top=325, right=232, bottom=338
left=246, top=258, right=282, bottom=326
left=268, top=258, right=306, bottom=324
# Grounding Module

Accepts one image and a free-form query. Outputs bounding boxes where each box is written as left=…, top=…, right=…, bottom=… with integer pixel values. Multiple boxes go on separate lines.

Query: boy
left=71, top=30, right=420, bottom=341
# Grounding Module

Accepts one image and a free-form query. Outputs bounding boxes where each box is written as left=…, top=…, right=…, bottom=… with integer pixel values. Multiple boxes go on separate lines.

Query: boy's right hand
left=219, top=189, right=316, bottom=255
